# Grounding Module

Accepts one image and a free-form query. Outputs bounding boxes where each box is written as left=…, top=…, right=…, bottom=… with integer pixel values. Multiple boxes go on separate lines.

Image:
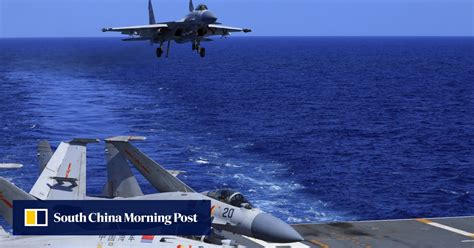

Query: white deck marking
left=416, top=219, right=474, bottom=238
left=242, top=236, right=310, bottom=248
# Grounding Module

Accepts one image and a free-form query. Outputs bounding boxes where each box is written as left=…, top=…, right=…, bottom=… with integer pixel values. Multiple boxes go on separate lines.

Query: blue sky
left=0, top=0, right=472, bottom=37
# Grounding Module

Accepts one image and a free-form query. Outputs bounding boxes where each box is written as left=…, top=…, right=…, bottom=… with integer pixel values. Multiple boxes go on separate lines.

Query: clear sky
left=0, top=0, right=473, bottom=37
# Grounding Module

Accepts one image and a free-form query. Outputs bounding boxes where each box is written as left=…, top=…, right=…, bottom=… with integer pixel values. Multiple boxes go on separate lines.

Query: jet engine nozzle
left=251, top=213, right=304, bottom=243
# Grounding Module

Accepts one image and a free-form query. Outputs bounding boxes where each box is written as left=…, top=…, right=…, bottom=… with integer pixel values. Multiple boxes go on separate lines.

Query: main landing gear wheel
left=156, top=47, right=163, bottom=58
left=199, top=47, right=206, bottom=58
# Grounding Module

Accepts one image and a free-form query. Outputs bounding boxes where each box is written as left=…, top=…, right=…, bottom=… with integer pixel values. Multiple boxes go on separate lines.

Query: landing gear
left=156, top=41, right=170, bottom=59
left=166, top=40, right=171, bottom=58
left=199, top=47, right=206, bottom=58
left=156, top=47, right=163, bottom=58
left=194, top=41, right=205, bottom=58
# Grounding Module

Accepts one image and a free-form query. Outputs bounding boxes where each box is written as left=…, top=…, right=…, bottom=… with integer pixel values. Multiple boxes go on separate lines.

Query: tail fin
left=189, top=0, right=194, bottom=12
left=102, top=141, right=143, bottom=198
left=148, top=0, right=156, bottom=24
left=29, top=138, right=99, bottom=200
left=0, top=177, right=35, bottom=225
left=106, top=136, right=194, bottom=193
left=37, top=140, right=53, bottom=173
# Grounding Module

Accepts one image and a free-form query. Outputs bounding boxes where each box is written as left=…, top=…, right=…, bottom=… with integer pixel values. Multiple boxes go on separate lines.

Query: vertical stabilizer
left=148, top=0, right=156, bottom=24
left=29, top=139, right=99, bottom=200
left=37, top=140, right=53, bottom=173
left=105, top=136, right=194, bottom=193
left=0, top=177, right=35, bottom=225
left=102, top=141, right=143, bottom=198
left=189, top=0, right=194, bottom=12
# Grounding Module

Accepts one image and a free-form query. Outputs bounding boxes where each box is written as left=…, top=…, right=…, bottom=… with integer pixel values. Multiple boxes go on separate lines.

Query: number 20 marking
left=223, top=208, right=234, bottom=218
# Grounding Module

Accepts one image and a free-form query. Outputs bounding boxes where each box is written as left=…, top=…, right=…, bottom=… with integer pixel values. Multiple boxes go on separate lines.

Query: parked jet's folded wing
left=106, top=136, right=194, bottom=193
left=29, top=139, right=99, bottom=200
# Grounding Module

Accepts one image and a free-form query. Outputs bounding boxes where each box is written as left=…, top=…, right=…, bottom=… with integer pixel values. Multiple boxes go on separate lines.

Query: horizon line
left=1, top=35, right=473, bottom=39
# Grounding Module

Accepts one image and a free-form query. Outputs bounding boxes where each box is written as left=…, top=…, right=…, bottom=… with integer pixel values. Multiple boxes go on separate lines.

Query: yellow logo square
left=24, top=209, right=48, bottom=227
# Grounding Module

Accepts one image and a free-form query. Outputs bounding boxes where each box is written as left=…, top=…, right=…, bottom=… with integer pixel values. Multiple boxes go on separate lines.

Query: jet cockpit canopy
left=207, top=189, right=253, bottom=209
left=196, top=4, right=208, bottom=11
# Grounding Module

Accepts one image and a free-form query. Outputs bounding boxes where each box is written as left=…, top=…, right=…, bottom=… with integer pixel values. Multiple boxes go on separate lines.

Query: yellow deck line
left=309, top=240, right=329, bottom=248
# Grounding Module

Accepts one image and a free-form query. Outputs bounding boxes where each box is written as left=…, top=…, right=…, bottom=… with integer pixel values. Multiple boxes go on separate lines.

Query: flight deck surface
left=225, top=216, right=474, bottom=247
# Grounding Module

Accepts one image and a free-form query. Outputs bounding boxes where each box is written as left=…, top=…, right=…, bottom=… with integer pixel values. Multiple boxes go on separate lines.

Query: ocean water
left=0, top=37, right=473, bottom=228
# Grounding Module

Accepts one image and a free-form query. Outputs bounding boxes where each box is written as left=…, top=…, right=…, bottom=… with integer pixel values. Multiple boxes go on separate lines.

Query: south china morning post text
left=53, top=212, right=198, bottom=225
left=13, top=200, right=212, bottom=235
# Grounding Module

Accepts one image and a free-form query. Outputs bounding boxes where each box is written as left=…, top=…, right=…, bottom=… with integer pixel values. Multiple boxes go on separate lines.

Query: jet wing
left=102, top=23, right=168, bottom=36
left=29, top=139, right=99, bottom=200
left=208, top=24, right=252, bottom=34
left=106, top=136, right=194, bottom=193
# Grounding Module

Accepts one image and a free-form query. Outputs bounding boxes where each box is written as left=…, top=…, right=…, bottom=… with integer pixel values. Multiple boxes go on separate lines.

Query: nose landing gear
left=156, top=47, right=163, bottom=58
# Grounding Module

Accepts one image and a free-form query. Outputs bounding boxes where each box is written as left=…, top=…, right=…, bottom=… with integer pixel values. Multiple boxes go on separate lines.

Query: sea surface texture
left=0, top=37, right=473, bottom=227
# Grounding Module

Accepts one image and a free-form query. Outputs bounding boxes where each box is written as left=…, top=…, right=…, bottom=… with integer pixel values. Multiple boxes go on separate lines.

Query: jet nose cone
left=202, top=11, right=218, bottom=23
left=251, top=213, right=304, bottom=243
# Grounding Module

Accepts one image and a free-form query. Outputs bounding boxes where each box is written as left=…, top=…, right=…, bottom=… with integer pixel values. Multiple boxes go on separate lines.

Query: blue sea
left=0, top=37, right=473, bottom=228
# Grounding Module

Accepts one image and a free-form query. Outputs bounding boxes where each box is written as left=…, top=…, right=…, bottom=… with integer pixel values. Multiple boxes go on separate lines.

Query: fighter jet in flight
left=102, top=0, right=252, bottom=58
left=0, top=137, right=303, bottom=245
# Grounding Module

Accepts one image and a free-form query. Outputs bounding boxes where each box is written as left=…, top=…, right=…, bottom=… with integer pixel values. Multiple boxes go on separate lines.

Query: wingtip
left=243, top=28, right=252, bottom=33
